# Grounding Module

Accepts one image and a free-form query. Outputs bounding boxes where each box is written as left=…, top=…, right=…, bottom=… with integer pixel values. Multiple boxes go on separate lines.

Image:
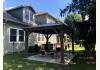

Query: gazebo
left=23, top=23, right=74, bottom=64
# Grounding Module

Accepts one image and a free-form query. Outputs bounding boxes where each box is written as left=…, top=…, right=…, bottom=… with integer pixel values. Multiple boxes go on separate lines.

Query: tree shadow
left=4, top=51, right=96, bottom=70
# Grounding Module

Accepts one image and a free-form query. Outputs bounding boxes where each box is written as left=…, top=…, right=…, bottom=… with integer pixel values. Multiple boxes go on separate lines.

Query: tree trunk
left=92, top=44, right=95, bottom=57
left=25, top=31, right=29, bottom=56
left=72, top=33, right=74, bottom=54
left=59, top=31, right=65, bottom=64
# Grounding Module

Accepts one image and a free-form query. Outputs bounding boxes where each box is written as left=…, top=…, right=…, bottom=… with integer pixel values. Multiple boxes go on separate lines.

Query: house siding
left=49, top=35, right=57, bottom=44
left=46, top=15, right=56, bottom=23
left=28, top=33, right=37, bottom=46
left=3, top=22, right=36, bottom=54
left=35, top=15, right=47, bottom=25
left=35, top=14, right=57, bottom=46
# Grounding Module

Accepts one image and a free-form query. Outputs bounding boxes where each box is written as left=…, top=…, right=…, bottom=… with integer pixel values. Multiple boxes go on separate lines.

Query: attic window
left=25, top=9, right=30, bottom=21
left=30, top=11, right=33, bottom=21
left=23, top=8, right=33, bottom=23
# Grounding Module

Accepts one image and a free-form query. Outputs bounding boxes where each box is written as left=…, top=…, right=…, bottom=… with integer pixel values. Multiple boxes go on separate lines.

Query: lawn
left=4, top=46, right=96, bottom=70
left=69, top=45, right=85, bottom=51
left=4, top=53, right=69, bottom=70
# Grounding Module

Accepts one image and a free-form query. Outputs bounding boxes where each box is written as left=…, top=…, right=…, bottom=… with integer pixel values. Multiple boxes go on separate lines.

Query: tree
left=60, top=0, right=96, bottom=21
left=64, top=13, right=82, bottom=43
left=60, top=0, right=96, bottom=56
left=64, top=13, right=82, bottom=29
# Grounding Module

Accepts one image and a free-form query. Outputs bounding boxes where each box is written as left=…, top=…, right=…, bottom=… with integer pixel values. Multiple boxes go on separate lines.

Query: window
left=38, top=34, right=41, bottom=41
left=19, top=30, right=24, bottom=41
left=42, top=34, right=44, bottom=41
left=38, top=34, right=44, bottom=41
left=25, top=9, right=30, bottom=21
left=30, top=12, right=33, bottom=21
left=10, top=28, right=17, bottom=42
left=23, top=8, right=33, bottom=23
left=9, top=28, right=24, bottom=43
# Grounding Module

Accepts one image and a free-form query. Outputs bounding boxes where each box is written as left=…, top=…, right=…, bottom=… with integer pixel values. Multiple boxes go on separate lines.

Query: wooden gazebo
left=23, top=23, right=74, bottom=64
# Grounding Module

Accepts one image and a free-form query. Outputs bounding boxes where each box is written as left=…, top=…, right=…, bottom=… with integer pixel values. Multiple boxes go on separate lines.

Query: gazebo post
left=46, top=34, right=49, bottom=45
left=44, top=34, right=52, bottom=52
left=72, top=33, right=74, bottom=54
left=25, top=31, right=30, bottom=56
left=44, top=34, right=52, bottom=45
left=59, top=31, right=65, bottom=64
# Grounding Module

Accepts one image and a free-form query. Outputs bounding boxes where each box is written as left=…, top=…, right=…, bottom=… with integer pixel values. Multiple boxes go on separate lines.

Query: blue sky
left=4, top=0, right=72, bottom=20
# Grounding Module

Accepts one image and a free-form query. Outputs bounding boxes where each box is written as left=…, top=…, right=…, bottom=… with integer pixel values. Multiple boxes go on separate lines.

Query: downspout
left=3, top=19, right=7, bottom=55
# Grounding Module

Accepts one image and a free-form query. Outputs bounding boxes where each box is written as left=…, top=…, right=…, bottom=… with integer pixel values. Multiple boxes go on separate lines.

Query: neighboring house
left=3, top=5, right=63, bottom=54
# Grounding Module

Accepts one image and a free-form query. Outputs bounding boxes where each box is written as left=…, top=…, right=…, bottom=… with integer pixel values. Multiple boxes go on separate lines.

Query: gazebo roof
left=23, top=23, right=73, bottom=34
left=24, top=23, right=75, bottom=64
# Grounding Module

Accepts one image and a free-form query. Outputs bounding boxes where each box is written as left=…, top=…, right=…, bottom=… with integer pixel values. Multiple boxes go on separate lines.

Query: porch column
left=46, top=34, right=49, bottom=45
left=59, top=31, right=65, bottom=63
left=44, top=34, right=52, bottom=45
left=25, top=31, right=30, bottom=55
left=72, top=33, right=74, bottom=54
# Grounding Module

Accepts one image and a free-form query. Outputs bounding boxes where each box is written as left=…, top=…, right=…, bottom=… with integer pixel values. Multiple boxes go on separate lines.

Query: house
left=34, top=12, right=59, bottom=46
left=3, top=5, right=37, bottom=54
left=3, top=5, right=62, bottom=54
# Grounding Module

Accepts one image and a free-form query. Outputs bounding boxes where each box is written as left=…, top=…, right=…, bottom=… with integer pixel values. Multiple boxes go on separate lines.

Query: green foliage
left=64, top=13, right=82, bottom=29
left=64, top=13, right=82, bottom=42
left=65, top=13, right=82, bottom=22
left=60, top=0, right=96, bottom=55
left=60, top=0, right=96, bottom=20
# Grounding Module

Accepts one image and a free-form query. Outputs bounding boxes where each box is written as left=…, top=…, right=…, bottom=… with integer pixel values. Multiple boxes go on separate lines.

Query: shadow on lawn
left=69, top=50, right=96, bottom=70
left=3, top=51, right=96, bottom=70
left=4, top=52, right=70, bottom=70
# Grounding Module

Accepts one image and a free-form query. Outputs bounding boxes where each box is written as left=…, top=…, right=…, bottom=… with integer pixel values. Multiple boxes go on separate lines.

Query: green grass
left=70, top=64, right=96, bottom=70
left=4, top=53, right=69, bottom=70
left=68, top=44, right=96, bottom=54
left=69, top=45, right=85, bottom=51
left=69, top=45, right=96, bottom=70
left=4, top=46, right=96, bottom=70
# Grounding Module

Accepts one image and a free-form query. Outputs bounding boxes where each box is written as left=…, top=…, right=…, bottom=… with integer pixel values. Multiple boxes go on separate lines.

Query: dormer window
left=30, top=11, right=33, bottom=21
left=23, top=8, right=33, bottom=23
left=25, top=9, right=30, bottom=21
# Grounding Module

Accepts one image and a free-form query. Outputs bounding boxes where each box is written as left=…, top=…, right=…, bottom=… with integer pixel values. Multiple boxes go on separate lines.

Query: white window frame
left=9, top=27, right=17, bottom=43
left=9, top=27, right=25, bottom=43
left=23, top=8, right=33, bottom=24
left=23, top=8, right=25, bottom=22
left=23, top=8, right=30, bottom=23
left=37, top=34, right=45, bottom=42
left=18, top=29, right=25, bottom=43
left=30, top=11, right=34, bottom=23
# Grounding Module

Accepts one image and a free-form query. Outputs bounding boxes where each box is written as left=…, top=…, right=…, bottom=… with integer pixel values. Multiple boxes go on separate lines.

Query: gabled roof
left=3, top=11, right=20, bottom=23
left=35, top=12, right=49, bottom=16
left=3, top=11, right=30, bottom=26
left=5, top=5, right=36, bottom=13
left=35, top=12, right=57, bottom=21
left=35, top=12, right=64, bottom=24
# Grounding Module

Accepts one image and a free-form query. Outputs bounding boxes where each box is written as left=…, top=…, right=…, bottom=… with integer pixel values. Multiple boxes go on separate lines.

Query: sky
left=3, top=0, right=72, bottom=20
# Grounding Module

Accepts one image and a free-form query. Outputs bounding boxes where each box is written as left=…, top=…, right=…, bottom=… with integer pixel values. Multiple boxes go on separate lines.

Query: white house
left=3, top=5, right=63, bottom=54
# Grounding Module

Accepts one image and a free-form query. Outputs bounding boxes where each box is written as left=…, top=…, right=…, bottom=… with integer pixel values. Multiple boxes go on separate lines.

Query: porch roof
left=23, top=23, right=73, bottom=34
left=23, top=23, right=75, bottom=64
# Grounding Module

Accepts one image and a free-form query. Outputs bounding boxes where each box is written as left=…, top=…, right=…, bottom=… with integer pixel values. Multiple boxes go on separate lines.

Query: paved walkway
left=26, top=53, right=75, bottom=65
